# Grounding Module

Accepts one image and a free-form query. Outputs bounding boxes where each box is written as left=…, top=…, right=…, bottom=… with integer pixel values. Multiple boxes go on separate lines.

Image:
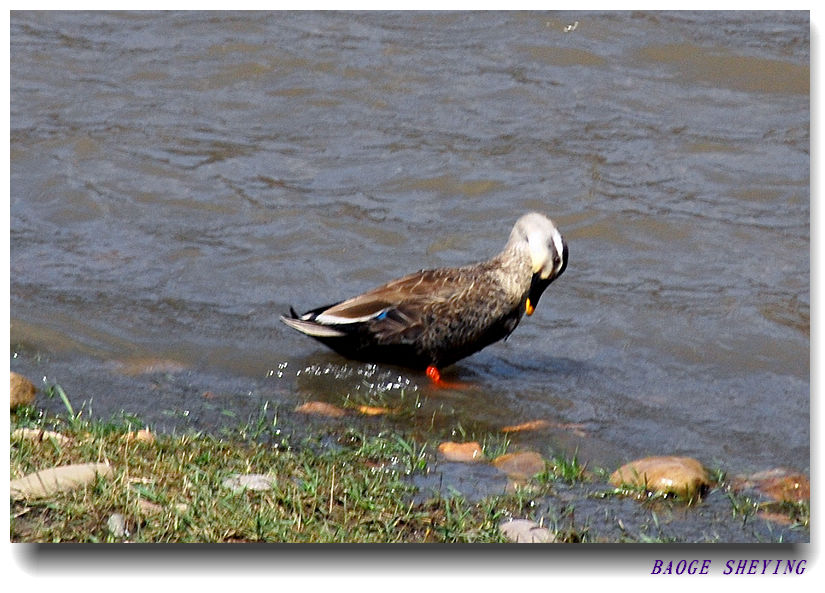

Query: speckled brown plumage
left=281, top=212, right=568, bottom=371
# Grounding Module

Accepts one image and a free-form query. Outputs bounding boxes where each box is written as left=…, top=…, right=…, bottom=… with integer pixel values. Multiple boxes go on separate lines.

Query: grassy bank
left=10, top=388, right=809, bottom=543
left=11, top=401, right=552, bottom=543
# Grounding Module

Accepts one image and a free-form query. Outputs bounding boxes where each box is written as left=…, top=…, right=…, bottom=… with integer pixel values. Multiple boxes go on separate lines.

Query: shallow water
left=11, top=11, right=809, bottom=483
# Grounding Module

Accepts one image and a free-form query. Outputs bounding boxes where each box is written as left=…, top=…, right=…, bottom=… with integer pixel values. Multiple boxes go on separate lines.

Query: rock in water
left=610, top=456, right=710, bottom=498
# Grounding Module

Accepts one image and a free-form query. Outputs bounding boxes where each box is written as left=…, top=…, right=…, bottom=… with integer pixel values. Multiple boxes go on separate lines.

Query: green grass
left=541, top=449, right=588, bottom=484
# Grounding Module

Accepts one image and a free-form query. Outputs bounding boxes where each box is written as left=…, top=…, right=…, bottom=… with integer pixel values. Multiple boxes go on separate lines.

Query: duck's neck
left=490, top=240, right=534, bottom=302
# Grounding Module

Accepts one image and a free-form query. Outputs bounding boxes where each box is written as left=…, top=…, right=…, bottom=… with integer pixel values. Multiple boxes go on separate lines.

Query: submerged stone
left=492, top=451, right=545, bottom=480
left=357, top=405, right=394, bottom=416
left=114, top=357, right=188, bottom=376
left=732, top=468, right=809, bottom=503
left=295, top=401, right=347, bottom=417
left=610, top=456, right=710, bottom=498
left=500, top=419, right=551, bottom=433
left=757, top=511, right=794, bottom=525
left=504, top=479, right=543, bottom=495
left=500, top=419, right=587, bottom=437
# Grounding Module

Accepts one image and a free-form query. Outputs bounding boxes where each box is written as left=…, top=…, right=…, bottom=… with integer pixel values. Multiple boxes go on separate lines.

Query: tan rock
left=500, top=519, right=556, bottom=543
left=12, top=427, right=72, bottom=446
left=124, top=429, right=155, bottom=444
left=437, top=441, right=485, bottom=463
left=295, top=401, right=346, bottom=417
left=136, top=429, right=155, bottom=443
left=10, top=372, right=36, bottom=408
left=493, top=451, right=545, bottom=480
left=10, top=462, right=113, bottom=501
left=610, top=456, right=710, bottom=498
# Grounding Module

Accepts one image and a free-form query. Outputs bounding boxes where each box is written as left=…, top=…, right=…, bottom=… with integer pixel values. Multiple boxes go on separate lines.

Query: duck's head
left=510, top=212, right=568, bottom=315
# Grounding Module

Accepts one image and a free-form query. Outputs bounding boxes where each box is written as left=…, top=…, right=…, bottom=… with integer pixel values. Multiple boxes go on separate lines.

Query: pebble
left=499, top=519, right=556, bottom=543
left=437, top=441, right=485, bottom=463
left=12, top=427, right=72, bottom=446
left=610, top=456, right=710, bottom=498
left=124, top=429, right=155, bottom=444
left=137, top=499, right=188, bottom=515
left=10, top=462, right=114, bottom=500
left=10, top=372, right=36, bottom=409
left=492, top=451, right=545, bottom=480
left=222, top=473, right=276, bottom=493
left=107, top=513, right=128, bottom=538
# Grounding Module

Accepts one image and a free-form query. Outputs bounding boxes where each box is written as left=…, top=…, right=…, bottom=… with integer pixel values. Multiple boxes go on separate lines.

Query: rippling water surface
left=11, top=11, right=809, bottom=477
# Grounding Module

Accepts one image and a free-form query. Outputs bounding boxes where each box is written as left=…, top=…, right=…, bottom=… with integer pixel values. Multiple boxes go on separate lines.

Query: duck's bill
left=526, top=273, right=556, bottom=315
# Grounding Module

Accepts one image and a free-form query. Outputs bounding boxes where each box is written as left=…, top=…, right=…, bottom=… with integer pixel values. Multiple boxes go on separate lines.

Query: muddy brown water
left=10, top=11, right=809, bottom=537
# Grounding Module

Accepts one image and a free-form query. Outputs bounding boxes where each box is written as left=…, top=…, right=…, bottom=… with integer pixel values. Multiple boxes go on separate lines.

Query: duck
left=280, top=212, right=568, bottom=384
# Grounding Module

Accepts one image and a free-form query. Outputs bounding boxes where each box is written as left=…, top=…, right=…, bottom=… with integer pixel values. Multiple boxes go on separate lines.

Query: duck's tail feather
left=280, top=314, right=348, bottom=338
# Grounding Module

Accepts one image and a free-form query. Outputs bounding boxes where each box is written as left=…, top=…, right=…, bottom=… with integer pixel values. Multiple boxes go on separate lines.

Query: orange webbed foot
left=425, top=365, right=472, bottom=390
left=425, top=365, right=443, bottom=383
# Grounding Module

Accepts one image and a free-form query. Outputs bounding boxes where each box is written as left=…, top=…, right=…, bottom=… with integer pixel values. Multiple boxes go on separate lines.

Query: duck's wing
left=282, top=268, right=456, bottom=343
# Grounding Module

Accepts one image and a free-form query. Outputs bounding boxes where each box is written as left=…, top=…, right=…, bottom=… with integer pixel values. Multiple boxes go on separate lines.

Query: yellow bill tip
left=525, top=299, right=535, bottom=316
